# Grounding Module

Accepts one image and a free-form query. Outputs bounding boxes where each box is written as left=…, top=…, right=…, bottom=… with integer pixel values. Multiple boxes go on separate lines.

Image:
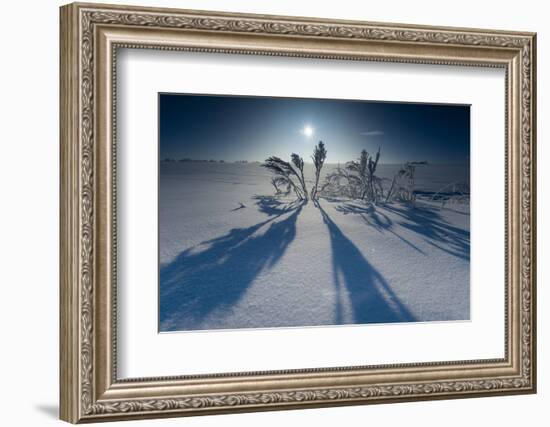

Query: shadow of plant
left=316, top=201, right=416, bottom=324
left=382, top=203, right=469, bottom=261
left=159, top=199, right=304, bottom=331
left=252, top=195, right=303, bottom=216
left=334, top=202, right=425, bottom=254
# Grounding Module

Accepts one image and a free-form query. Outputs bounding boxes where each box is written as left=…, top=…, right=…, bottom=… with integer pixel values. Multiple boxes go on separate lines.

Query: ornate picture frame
left=60, top=2, right=536, bottom=423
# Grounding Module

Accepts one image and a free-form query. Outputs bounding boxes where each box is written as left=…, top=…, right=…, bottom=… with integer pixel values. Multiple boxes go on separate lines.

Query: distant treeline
left=161, top=158, right=259, bottom=164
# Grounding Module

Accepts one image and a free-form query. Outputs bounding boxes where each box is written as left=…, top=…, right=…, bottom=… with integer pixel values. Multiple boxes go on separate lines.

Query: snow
left=159, top=162, right=470, bottom=332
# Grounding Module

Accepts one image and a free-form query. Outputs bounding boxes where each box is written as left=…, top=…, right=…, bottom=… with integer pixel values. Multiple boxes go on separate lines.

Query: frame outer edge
left=529, top=33, right=536, bottom=393
left=60, top=2, right=537, bottom=422
left=60, top=3, right=81, bottom=424
left=68, top=1, right=537, bottom=37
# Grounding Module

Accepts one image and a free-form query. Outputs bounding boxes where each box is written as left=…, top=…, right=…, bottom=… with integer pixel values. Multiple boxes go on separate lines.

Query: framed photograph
left=60, top=2, right=537, bottom=423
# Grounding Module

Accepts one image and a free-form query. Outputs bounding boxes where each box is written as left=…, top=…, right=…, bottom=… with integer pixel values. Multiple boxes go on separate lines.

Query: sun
left=302, top=125, right=314, bottom=138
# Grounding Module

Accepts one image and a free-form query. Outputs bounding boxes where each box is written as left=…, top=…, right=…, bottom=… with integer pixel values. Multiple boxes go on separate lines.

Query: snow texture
left=159, top=163, right=470, bottom=332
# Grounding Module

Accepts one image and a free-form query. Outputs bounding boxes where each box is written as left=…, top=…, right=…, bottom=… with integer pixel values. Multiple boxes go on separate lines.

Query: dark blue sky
left=159, top=93, right=470, bottom=164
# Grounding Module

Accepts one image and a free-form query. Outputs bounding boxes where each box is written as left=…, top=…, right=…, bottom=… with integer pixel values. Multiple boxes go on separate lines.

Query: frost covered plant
left=262, top=154, right=308, bottom=200
left=345, top=148, right=383, bottom=203
left=291, top=153, right=308, bottom=198
left=270, top=177, right=291, bottom=196
left=310, top=141, right=327, bottom=200
left=319, top=148, right=382, bottom=202
left=385, top=168, right=406, bottom=203
left=320, top=164, right=357, bottom=199
left=386, top=161, right=427, bottom=205
left=431, top=182, right=470, bottom=209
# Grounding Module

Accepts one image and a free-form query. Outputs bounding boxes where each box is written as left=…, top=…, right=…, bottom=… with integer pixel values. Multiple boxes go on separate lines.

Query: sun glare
left=302, top=125, right=314, bottom=138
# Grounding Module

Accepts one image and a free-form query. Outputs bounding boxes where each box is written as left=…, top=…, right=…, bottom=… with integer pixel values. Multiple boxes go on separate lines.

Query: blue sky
left=159, top=93, right=470, bottom=164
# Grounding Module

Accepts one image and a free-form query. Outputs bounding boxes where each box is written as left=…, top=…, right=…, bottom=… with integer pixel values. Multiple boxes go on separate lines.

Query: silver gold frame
left=60, top=2, right=537, bottom=423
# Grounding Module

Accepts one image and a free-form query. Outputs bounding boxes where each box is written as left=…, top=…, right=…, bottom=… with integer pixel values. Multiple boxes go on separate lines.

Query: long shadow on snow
left=252, top=195, right=303, bottom=217
left=316, top=201, right=416, bottom=325
left=159, top=199, right=304, bottom=331
left=382, top=203, right=470, bottom=261
left=335, top=202, right=425, bottom=254
left=334, top=201, right=469, bottom=261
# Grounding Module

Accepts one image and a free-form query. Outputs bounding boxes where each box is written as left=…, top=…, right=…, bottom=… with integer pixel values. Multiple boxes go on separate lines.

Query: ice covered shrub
left=291, top=153, right=308, bottom=198
left=262, top=155, right=308, bottom=200
left=270, top=177, right=291, bottom=196
left=318, top=148, right=382, bottom=203
left=310, top=141, right=327, bottom=200
left=431, top=181, right=470, bottom=209
left=320, top=164, right=360, bottom=199
left=345, top=148, right=383, bottom=203
left=385, top=161, right=427, bottom=206
left=385, top=168, right=406, bottom=203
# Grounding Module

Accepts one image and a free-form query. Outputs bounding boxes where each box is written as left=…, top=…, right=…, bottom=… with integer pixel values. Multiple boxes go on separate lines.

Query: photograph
left=158, top=94, right=471, bottom=332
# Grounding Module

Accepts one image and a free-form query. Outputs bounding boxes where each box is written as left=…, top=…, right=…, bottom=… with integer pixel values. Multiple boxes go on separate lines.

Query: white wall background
left=0, top=1, right=545, bottom=426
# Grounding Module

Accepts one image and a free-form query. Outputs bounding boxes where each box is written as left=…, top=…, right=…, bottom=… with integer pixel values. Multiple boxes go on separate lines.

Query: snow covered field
left=159, top=162, right=470, bottom=332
